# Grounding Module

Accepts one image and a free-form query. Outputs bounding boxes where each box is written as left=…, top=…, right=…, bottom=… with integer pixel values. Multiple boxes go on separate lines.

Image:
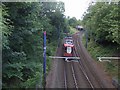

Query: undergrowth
left=82, top=33, right=118, bottom=80
left=46, top=41, right=57, bottom=75
left=69, top=27, right=78, bottom=34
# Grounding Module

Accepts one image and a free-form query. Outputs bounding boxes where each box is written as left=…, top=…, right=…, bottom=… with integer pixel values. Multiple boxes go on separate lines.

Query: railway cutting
left=46, top=31, right=116, bottom=89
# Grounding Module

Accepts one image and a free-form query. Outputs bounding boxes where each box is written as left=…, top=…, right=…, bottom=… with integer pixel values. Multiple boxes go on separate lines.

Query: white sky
left=58, top=0, right=93, bottom=20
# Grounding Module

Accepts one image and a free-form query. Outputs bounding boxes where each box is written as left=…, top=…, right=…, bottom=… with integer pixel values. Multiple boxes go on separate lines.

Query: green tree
left=82, top=2, right=119, bottom=45
left=2, top=1, right=66, bottom=88
left=68, top=17, right=77, bottom=28
left=2, top=2, right=43, bottom=88
left=41, top=2, right=66, bottom=41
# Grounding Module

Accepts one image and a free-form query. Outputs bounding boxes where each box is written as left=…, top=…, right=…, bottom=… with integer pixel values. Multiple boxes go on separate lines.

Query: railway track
left=73, top=50, right=94, bottom=88
left=62, top=34, right=99, bottom=88
left=72, top=33, right=103, bottom=88
left=46, top=32, right=116, bottom=89
left=64, top=63, right=67, bottom=88
left=63, top=47, right=95, bottom=88
left=63, top=54, right=95, bottom=88
left=63, top=32, right=116, bottom=89
left=64, top=61, right=77, bottom=88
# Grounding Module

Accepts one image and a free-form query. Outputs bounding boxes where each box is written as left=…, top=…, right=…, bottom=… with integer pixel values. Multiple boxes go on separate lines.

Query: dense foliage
left=67, top=17, right=81, bottom=28
left=81, top=2, right=119, bottom=82
left=82, top=2, right=120, bottom=47
left=2, top=2, right=66, bottom=88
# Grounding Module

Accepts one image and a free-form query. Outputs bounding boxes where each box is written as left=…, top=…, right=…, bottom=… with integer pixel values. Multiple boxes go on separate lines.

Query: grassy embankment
left=46, top=41, right=58, bottom=75
left=82, top=33, right=118, bottom=80
left=69, top=26, right=79, bottom=34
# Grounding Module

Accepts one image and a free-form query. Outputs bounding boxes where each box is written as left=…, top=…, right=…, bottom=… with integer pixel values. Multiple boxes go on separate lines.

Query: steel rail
left=64, top=61, right=79, bottom=89
left=73, top=50, right=94, bottom=89
left=75, top=36, right=104, bottom=88
left=73, top=38, right=94, bottom=89
left=70, top=63, right=78, bottom=89
left=64, top=61, right=67, bottom=88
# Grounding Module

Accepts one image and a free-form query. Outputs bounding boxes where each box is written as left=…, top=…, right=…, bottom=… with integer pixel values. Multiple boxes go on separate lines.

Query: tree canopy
left=82, top=2, right=120, bottom=46
left=2, top=2, right=67, bottom=88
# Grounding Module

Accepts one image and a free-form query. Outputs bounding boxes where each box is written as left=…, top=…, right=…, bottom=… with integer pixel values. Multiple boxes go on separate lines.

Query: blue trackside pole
left=43, top=31, right=46, bottom=88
